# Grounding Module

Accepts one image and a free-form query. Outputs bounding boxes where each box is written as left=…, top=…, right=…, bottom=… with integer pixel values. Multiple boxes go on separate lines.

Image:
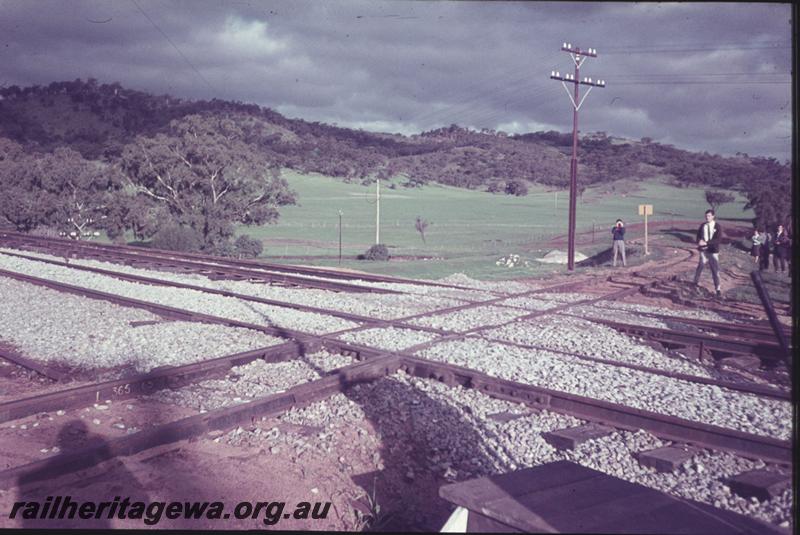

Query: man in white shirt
left=693, top=209, right=723, bottom=297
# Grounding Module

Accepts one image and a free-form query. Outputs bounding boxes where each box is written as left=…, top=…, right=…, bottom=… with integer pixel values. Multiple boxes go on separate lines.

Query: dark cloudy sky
left=1, top=1, right=793, bottom=160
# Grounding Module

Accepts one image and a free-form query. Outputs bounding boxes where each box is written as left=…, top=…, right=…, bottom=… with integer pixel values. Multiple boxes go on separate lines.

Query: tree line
left=0, top=79, right=792, bottom=248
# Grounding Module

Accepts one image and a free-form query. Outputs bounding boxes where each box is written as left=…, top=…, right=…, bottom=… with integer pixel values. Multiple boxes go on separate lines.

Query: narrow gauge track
left=0, top=233, right=400, bottom=295
left=0, top=244, right=788, bottom=403
left=0, top=266, right=788, bottom=454
left=558, top=313, right=790, bottom=366
left=0, top=347, right=790, bottom=493
left=585, top=305, right=792, bottom=339
left=0, top=266, right=788, bottom=434
left=0, top=238, right=791, bottom=502
left=0, top=231, right=478, bottom=293
left=0, top=250, right=397, bottom=326
left=0, top=240, right=784, bottom=381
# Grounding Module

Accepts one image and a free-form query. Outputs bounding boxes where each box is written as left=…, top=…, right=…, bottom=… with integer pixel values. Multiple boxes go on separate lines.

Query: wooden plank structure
left=439, top=461, right=785, bottom=533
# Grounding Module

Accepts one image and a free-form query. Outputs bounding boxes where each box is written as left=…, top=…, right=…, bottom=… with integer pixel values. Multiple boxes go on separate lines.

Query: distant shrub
left=150, top=225, right=202, bottom=252
left=234, top=234, right=263, bottom=258
left=505, top=180, right=528, bottom=196
left=359, top=244, right=390, bottom=261
left=28, top=226, right=61, bottom=238
left=487, top=181, right=505, bottom=193
left=207, top=239, right=237, bottom=257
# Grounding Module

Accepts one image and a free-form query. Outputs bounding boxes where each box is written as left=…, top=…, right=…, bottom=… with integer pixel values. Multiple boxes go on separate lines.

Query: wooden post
left=338, top=210, right=343, bottom=265
left=639, top=204, right=653, bottom=256
left=376, top=179, right=381, bottom=245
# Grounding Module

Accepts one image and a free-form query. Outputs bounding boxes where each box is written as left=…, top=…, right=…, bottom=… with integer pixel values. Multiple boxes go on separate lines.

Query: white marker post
left=375, top=178, right=381, bottom=245
left=639, top=204, right=653, bottom=255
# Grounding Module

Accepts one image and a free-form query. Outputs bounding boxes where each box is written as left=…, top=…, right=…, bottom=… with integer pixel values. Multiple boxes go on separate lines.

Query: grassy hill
left=240, top=171, right=754, bottom=279
left=1, top=79, right=788, bottom=272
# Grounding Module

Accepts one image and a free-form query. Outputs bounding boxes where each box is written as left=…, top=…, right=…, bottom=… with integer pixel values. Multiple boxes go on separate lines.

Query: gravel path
left=337, top=327, right=440, bottom=351
left=436, top=273, right=536, bottom=293
left=407, top=305, right=529, bottom=332
left=263, top=271, right=494, bottom=302
left=0, top=277, right=283, bottom=373
left=0, top=248, right=466, bottom=320
left=564, top=305, right=671, bottom=328
left=590, top=300, right=732, bottom=322
left=484, top=314, right=715, bottom=378
left=498, top=295, right=555, bottom=311
left=0, top=253, right=359, bottom=335
left=148, top=351, right=354, bottom=412
left=524, top=291, right=597, bottom=303
left=417, top=338, right=791, bottom=440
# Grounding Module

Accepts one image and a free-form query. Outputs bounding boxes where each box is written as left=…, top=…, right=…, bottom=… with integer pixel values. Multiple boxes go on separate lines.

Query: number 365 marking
left=112, top=384, right=131, bottom=396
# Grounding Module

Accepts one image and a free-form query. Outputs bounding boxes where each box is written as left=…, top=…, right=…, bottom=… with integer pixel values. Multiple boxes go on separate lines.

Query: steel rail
left=585, top=317, right=788, bottom=362
left=0, top=233, right=399, bottom=295
left=0, top=350, right=789, bottom=491
left=0, top=250, right=386, bottom=326
left=0, top=342, right=67, bottom=382
left=0, top=268, right=319, bottom=339
left=397, top=356, right=791, bottom=465
left=584, top=305, right=792, bottom=338
left=463, top=335, right=789, bottom=400
left=0, top=355, right=402, bottom=489
left=3, top=251, right=786, bottom=403
left=0, top=238, right=789, bottom=482
left=0, top=251, right=477, bottom=344
left=321, top=334, right=790, bottom=401
left=0, top=341, right=312, bottom=424
left=0, top=231, right=476, bottom=290
left=1, top=275, right=785, bottom=428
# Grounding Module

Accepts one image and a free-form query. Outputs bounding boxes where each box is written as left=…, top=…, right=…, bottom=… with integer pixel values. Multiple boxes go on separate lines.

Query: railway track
left=0, top=232, right=482, bottom=294
left=0, top=240, right=788, bottom=401
left=3, top=245, right=776, bottom=392
left=0, top=341, right=791, bottom=483
left=0, top=237, right=792, bottom=530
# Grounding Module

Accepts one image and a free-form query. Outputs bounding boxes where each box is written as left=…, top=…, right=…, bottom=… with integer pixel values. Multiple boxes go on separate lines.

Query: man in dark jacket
left=773, top=224, right=791, bottom=273
left=611, top=219, right=626, bottom=267
left=759, top=230, right=772, bottom=271
left=693, top=209, right=723, bottom=296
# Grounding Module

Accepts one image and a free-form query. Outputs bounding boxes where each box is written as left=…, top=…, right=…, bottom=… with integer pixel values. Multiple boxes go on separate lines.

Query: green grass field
left=236, top=171, right=754, bottom=280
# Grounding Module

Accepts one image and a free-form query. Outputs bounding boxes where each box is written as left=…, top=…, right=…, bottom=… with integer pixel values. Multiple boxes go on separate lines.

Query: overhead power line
left=613, top=80, right=789, bottom=85
left=130, top=0, right=217, bottom=94
left=599, top=42, right=790, bottom=54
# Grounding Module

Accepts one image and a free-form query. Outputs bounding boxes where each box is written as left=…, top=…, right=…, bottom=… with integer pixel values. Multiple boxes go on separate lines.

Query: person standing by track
left=750, top=228, right=765, bottom=266
left=693, top=209, right=723, bottom=297
left=772, top=223, right=791, bottom=274
left=759, top=229, right=772, bottom=271
left=611, top=219, right=626, bottom=267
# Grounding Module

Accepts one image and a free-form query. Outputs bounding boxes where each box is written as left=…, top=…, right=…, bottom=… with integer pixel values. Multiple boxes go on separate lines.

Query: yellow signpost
left=639, top=204, right=653, bottom=255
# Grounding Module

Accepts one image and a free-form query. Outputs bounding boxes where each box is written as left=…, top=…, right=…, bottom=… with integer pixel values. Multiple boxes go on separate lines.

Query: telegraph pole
left=550, top=43, right=605, bottom=271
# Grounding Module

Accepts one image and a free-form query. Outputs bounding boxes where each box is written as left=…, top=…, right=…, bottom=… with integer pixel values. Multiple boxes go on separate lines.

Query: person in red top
left=693, top=209, right=723, bottom=297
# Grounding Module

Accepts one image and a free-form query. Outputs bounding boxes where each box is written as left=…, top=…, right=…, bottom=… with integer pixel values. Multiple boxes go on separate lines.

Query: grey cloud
left=0, top=0, right=792, bottom=160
